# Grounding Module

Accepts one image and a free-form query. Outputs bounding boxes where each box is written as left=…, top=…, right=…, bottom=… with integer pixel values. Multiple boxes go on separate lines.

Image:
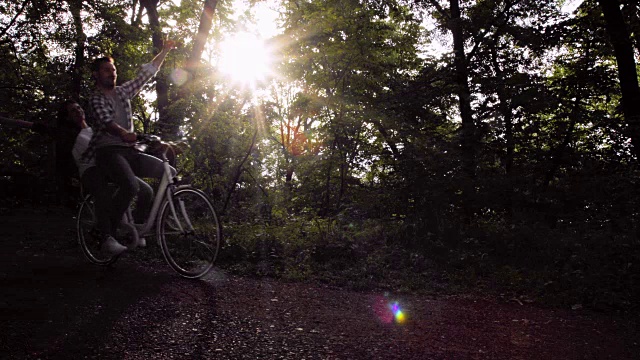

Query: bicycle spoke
left=77, top=195, right=117, bottom=266
left=158, top=188, right=220, bottom=279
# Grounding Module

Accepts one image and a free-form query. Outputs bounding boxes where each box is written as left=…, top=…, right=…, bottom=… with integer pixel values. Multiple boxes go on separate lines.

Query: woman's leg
left=96, top=147, right=140, bottom=236
left=132, top=177, right=153, bottom=224
left=80, top=166, right=111, bottom=235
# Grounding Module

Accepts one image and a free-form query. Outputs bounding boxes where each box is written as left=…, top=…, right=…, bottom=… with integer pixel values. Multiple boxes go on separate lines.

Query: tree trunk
left=598, top=0, right=640, bottom=157
left=221, top=129, right=258, bottom=216
left=170, top=0, right=220, bottom=136
left=140, top=0, right=173, bottom=137
left=68, top=0, right=85, bottom=100
left=321, top=139, right=337, bottom=216
left=449, top=0, right=476, bottom=177
left=425, top=0, right=477, bottom=223
left=140, top=0, right=220, bottom=138
left=185, top=0, right=218, bottom=74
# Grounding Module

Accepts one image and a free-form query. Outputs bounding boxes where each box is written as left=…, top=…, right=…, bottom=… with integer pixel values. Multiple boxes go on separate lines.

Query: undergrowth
left=217, top=210, right=640, bottom=314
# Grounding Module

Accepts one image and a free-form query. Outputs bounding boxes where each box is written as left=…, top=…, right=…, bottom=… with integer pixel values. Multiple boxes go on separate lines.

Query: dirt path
left=0, top=207, right=638, bottom=359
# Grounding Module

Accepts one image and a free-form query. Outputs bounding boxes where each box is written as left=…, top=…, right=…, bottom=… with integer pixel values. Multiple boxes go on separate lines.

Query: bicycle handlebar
left=136, top=133, right=162, bottom=144
left=135, top=134, right=189, bottom=160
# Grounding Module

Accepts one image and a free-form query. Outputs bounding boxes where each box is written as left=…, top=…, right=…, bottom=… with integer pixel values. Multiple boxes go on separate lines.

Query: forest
left=0, top=0, right=638, bottom=312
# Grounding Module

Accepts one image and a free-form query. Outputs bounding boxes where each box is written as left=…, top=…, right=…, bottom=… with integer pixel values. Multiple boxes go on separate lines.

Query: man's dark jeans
left=96, top=146, right=165, bottom=236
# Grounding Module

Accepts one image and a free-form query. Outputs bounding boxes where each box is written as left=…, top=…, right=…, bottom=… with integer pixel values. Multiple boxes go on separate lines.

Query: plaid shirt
left=82, top=63, right=158, bottom=160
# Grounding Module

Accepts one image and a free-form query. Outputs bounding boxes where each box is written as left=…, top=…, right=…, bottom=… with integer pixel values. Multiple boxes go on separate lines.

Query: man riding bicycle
left=84, top=39, right=176, bottom=255
left=66, top=100, right=153, bottom=256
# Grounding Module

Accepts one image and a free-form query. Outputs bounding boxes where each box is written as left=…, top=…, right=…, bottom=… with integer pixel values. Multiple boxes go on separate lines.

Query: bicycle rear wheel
left=158, top=187, right=221, bottom=278
left=77, top=195, right=118, bottom=265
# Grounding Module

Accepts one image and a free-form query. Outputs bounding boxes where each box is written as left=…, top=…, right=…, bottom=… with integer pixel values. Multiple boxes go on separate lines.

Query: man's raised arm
left=151, top=39, right=176, bottom=70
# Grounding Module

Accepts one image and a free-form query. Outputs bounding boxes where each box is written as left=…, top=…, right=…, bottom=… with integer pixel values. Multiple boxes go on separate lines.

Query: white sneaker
left=134, top=224, right=146, bottom=248
left=127, top=234, right=146, bottom=249
left=101, top=236, right=128, bottom=257
left=137, top=237, right=147, bottom=248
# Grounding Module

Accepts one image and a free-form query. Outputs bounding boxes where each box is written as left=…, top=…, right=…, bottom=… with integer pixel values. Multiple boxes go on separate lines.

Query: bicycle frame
left=77, top=136, right=221, bottom=277
left=123, top=145, right=185, bottom=244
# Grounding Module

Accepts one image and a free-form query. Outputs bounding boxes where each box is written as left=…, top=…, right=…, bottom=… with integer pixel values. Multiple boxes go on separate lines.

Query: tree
left=279, top=0, right=422, bottom=214
left=597, top=0, right=640, bottom=157
left=67, top=0, right=86, bottom=99
left=426, top=0, right=476, bottom=177
left=137, top=0, right=222, bottom=139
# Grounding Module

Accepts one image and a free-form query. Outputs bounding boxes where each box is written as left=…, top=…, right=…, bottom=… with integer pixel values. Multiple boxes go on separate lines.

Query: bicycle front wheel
left=158, top=187, right=221, bottom=278
left=77, top=195, right=118, bottom=266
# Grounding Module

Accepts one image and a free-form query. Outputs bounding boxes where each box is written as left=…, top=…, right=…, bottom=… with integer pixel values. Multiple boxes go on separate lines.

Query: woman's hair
left=57, top=99, right=80, bottom=129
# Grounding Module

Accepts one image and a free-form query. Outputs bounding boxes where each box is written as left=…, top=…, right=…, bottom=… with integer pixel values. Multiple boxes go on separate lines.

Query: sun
left=217, top=32, right=273, bottom=88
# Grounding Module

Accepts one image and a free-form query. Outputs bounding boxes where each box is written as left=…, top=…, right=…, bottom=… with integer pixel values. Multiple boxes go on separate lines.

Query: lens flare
left=372, top=295, right=407, bottom=325
left=390, top=302, right=407, bottom=324
left=170, top=68, right=189, bottom=87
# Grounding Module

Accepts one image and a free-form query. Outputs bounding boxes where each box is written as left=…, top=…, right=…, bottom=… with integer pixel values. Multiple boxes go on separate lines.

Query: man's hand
left=152, top=37, right=175, bottom=69
left=106, top=121, right=136, bottom=143
left=163, top=39, right=176, bottom=51
left=121, top=131, right=137, bottom=143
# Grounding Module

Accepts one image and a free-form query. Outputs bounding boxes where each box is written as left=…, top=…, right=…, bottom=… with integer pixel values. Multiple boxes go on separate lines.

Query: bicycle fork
left=160, top=148, right=191, bottom=234
left=164, top=185, right=195, bottom=234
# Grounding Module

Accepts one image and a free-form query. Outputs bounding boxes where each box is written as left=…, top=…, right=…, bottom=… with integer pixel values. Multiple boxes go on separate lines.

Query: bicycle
left=76, top=135, right=222, bottom=279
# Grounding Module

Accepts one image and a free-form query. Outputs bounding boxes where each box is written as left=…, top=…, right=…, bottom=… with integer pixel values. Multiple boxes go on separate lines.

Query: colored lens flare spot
left=372, top=296, right=408, bottom=324
left=170, top=68, right=189, bottom=86
left=390, top=302, right=407, bottom=324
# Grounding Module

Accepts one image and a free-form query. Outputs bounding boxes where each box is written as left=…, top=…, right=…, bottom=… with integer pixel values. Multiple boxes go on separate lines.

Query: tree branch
left=0, top=0, right=30, bottom=39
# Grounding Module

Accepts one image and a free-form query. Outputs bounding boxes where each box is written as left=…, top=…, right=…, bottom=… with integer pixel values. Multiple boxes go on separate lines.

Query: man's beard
left=103, top=78, right=116, bottom=89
